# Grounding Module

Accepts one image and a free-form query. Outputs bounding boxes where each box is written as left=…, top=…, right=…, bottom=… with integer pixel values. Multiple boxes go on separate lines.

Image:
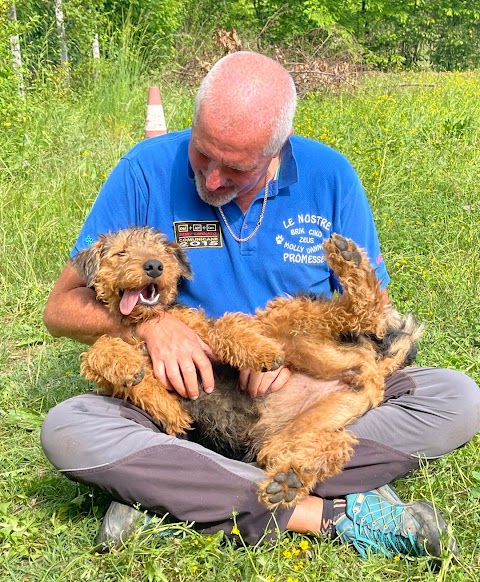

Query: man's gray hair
left=193, top=52, right=297, bottom=157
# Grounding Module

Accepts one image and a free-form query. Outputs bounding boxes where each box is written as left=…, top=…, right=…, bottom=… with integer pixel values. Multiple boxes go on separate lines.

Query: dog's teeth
left=139, top=292, right=159, bottom=306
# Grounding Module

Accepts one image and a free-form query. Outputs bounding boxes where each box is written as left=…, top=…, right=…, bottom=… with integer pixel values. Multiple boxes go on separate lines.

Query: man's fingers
left=178, top=358, right=201, bottom=400
left=153, top=360, right=173, bottom=391
left=238, top=368, right=250, bottom=392
left=153, top=348, right=214, bottom=400
left=140, top=313, right=216, bottom=400
left=164, top=361, right=189, bottom=398
left=197, top=337, right=217, bottom=361
left=193, top=349, right=215, bottom=393
left=269, top=367, right=292, bottom=393
left=243, top=366, right=291, bottom=398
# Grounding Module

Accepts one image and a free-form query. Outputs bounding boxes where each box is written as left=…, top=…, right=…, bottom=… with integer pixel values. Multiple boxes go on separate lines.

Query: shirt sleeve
left=70, top=157, right=148, bottom=258
left=330, top=173, right=390, bottom=292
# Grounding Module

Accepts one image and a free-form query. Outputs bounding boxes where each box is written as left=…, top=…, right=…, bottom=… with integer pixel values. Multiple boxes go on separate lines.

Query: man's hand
left=137, top=312, right=215, bottom=400
left=238, top=366, right=292, bottom=398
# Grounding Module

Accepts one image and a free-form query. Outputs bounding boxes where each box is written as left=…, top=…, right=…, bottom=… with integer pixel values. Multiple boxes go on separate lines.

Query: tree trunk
left=54, top=0, right=70, bottom=83
left=8, top=3, right=24, bottom=98
left=92, top=33, right=100, bottom=59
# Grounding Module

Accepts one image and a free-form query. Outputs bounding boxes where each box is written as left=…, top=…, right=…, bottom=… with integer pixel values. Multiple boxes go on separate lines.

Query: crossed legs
left=41, top=367, right=480, bottom=544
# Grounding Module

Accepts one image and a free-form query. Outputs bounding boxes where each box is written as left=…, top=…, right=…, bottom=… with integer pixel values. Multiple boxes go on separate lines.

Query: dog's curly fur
left=74, top=227, right=423, bottom=509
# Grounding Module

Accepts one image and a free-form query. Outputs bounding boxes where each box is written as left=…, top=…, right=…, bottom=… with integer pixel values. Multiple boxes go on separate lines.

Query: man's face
left=189, top=117, right=273, bottom=207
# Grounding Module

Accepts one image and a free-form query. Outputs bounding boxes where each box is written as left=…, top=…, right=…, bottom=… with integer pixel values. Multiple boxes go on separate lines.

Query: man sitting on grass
left=41, top=51, right=480, bottom=559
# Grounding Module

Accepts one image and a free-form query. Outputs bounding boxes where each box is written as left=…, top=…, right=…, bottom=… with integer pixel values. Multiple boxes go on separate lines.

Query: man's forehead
left=190, top=127, right=268, bottom=171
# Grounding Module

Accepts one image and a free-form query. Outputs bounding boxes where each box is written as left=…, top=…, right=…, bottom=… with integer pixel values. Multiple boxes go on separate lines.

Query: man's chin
left=195, top=177, right=238, bottom=207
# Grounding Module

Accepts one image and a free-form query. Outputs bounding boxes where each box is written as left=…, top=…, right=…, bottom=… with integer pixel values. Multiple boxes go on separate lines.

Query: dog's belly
left=254, top=374, right=348, bottom=437
left=184, top=365, right=260, bottom=458
left=184, top=366, right=348, bottom=460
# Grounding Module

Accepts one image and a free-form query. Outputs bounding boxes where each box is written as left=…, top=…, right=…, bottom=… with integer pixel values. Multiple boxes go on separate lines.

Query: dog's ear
left=72, top=238, right=105, bottom=287
left=166, top=241, right=193, bottom=280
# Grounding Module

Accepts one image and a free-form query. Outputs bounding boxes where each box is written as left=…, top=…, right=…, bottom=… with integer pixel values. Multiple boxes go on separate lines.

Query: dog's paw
left=246, top=340, right=285, bottom=373
left=259, top=468, right=308, bottom=509
left=129, top=368, right=145, bottom=388
left=118, top=365, right=146, bottom=389
left=326, top=234, right=364, bottom=267
left=261, top=354, right=285, bottom=372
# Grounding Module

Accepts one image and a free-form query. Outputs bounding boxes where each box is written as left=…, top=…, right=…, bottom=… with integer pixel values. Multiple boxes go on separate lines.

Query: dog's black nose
left=143, top=259, right=163, bottom=278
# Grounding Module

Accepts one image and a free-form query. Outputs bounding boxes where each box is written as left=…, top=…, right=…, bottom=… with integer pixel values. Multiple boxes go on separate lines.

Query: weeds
left=0, top=66, right=479, bottom=579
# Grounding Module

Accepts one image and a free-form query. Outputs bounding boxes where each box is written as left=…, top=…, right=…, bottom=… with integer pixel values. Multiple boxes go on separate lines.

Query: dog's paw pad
left=123, top=368, right=145, bottom=389
left=261, top=356, right=285, bottom=372
left=341, top=250, right=362, bottom=267
left=264, top=468, right=303, bottom=505
left=334, top=235, right=349, bottom=251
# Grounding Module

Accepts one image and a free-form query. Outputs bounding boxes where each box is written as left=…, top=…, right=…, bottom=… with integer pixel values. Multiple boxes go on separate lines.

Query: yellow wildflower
left=298, top=539, right=309, bottom=551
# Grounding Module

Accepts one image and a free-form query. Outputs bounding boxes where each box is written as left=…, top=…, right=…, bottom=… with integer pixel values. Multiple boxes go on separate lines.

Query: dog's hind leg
left=257, top=428, right=357, bottom=509
left=256, top=383, right=382, bottom=509
left=323, top=234, right=387, bottom=336
left=284, top=337, right=385, bottom=400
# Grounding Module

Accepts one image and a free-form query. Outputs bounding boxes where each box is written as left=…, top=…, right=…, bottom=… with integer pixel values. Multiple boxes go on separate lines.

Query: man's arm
left=43, top=261, right=215, bottom=399
left=43, top=261, right=130, bottom=344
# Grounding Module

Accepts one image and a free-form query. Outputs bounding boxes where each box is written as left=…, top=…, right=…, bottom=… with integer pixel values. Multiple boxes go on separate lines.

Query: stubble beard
left=194, top=173, right=239, bottom=207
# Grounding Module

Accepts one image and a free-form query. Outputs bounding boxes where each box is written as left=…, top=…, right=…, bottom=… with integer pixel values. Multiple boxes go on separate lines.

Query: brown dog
left=74, top=227, right=422, bottom=508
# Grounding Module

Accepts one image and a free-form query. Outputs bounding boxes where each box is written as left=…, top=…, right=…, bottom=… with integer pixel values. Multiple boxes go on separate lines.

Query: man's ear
left=72, top=238, right=105, bottom=287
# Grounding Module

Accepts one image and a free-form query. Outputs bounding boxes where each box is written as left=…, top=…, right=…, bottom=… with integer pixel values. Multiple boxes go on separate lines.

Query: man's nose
left=204, top=161, right=226, bottom=191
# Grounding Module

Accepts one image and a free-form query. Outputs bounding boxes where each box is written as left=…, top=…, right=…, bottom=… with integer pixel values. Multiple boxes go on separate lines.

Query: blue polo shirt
left=72, top=129, right=389, bottom=318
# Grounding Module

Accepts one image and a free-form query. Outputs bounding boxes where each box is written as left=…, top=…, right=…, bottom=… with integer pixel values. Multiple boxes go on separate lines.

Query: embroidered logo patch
left=173, top=221, right=222, bottom=248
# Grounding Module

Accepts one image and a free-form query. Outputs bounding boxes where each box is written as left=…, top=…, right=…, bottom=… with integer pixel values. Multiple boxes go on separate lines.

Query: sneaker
left=95, top=501, right=151, bottom=552
left=334, top=485, right=457, bottom=559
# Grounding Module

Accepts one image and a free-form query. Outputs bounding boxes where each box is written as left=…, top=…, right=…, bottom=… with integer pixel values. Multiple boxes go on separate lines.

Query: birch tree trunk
left=54, top=0, right=70, bottom=83
left=8, top=3, right=24, bottom=98
left=92, top=33, right=100, bottom=59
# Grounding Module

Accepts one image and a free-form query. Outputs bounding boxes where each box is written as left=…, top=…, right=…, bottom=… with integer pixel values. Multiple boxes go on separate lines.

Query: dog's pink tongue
left=120, top=289, right=141, bottom=316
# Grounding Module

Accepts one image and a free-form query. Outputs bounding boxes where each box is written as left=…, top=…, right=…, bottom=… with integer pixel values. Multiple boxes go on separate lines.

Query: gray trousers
left=41, top=367, right=480, bottom=544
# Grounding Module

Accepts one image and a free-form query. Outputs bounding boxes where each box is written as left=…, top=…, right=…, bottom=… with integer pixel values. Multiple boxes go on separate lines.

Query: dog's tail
left=375, top=309, right=424, bottom=376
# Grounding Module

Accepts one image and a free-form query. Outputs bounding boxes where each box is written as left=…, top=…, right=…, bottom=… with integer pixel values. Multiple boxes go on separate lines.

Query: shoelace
left=351, top=503, right=424, bottom=558
left=352, top=523, right=423, bottom=558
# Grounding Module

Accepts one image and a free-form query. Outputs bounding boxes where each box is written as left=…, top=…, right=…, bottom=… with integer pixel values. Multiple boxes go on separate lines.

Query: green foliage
left=2, top=0, right=480, bottom=99
left=1, top=64, right=480, bottom=579
left=103, top=0, right=185, bottom=57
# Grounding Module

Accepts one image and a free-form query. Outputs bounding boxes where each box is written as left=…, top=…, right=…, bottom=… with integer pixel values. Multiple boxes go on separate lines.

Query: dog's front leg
left=81, top=335, right=192, bottom=435
left=323, top=234, right=387, bottom=336
left=210, top=314, right=285, bottom=372
left=169, top=305, right=285, bottom=372
left=81, top=335, right=147, bottom=389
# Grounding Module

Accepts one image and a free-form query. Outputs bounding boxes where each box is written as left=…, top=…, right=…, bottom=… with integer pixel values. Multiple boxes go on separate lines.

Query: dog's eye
left=114, top=251, right=127, bottom=257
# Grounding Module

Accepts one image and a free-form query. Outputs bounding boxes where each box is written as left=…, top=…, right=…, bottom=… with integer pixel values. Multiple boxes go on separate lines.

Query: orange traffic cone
left=144, top=86, right=167, bottom=138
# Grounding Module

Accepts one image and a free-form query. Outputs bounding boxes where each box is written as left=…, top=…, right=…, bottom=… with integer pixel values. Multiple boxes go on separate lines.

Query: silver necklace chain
left=218, top=174, right=269, bottom=243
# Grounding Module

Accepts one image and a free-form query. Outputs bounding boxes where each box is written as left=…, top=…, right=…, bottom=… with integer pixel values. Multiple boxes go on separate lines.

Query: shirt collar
left=277, top=137, right=298, bottom=193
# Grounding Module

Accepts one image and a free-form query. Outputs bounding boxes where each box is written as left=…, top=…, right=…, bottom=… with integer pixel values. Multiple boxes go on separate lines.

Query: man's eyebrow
left=229, top=162, right=256, bottom=172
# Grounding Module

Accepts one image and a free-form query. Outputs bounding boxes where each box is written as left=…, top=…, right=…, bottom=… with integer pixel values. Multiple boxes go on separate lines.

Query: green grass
left=1, top=66, right=479, bottom=580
